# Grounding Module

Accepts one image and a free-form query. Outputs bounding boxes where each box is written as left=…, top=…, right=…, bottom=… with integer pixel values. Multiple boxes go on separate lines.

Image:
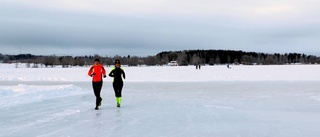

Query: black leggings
left=92, top=81, right=103, bottom=106
left=113, top=82, right=123, bottom=97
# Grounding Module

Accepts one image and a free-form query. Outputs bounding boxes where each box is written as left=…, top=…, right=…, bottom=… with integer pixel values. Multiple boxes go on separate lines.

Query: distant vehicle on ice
left=168, top=61, right=178, bottom=66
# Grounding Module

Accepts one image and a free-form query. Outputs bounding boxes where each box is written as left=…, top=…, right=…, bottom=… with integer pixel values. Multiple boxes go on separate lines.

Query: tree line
left=156, top=50, right=320, bottom=65
left=0, top=53, right=158, bottom=68
left=1, top=50, right=320, bottom=67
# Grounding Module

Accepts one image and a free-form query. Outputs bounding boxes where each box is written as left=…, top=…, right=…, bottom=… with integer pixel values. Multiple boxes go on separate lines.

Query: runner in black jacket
left=109, top=59, right=126, bottom=107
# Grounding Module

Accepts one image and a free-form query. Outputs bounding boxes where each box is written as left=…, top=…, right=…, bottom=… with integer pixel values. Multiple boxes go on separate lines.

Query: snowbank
left=1, top=63, right=320, bottom=82
left=0, top=84, right=87, bottom=109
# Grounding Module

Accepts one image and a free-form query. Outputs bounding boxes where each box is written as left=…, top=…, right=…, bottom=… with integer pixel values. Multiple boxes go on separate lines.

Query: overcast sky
left=0, top=0, right=320, bottom=56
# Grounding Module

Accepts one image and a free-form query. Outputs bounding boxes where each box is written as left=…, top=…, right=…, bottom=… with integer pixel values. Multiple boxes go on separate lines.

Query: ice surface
left=1, top=64, right=320, bottom=137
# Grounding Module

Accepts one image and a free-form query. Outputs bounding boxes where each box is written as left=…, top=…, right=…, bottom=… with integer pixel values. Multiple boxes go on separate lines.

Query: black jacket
left=109, top=67, right=126, bottom=82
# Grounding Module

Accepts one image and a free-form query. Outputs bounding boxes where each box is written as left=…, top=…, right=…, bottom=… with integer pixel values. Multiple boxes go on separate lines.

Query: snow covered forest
left=1, top=50, right=320, bottom=67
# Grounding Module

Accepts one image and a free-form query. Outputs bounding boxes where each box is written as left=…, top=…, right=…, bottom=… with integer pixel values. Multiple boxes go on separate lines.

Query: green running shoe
left=99, top=99, right=102, bottom=106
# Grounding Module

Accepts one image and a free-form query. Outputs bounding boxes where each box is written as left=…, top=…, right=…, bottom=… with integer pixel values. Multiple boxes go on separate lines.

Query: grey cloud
left=1, top=1, right=320, bottom=56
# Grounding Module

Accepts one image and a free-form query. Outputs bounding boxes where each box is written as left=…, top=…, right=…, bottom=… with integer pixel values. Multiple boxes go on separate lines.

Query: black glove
left=90, top=73, right=96, bottom=77
left=103, top=75, right=106, bottom=78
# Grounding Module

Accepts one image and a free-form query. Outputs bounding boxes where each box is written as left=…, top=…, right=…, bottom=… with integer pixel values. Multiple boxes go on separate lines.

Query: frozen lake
left=1, top=64, right=320, bottom=137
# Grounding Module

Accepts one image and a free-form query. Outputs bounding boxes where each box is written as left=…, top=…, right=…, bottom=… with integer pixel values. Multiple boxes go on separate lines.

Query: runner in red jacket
left=88, top=58, right=106, bottom=110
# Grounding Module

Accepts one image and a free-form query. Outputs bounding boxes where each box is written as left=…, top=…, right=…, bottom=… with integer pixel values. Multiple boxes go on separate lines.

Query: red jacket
left=88, top=64, right=106, bottom=82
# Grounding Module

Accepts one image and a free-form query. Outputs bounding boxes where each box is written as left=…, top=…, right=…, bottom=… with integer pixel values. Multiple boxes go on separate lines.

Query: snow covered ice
left=1, top=64, right=320, bottom=137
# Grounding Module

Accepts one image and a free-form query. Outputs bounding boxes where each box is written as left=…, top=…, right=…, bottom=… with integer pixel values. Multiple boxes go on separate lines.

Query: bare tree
left=61, top=56, right=74, bottom=68
left=158, top=55, right=168, bottom=66
left=191, top=54, right=201, bottom=65
left=208, top=57, right=215, bottom=65
left=26, top=61, right=31, bottom=68
left=3, top=55, right=9, bottom=63
left=168, top=52, right=178, bottom=61
left=215, top=55, right=221, bottom=64
left=145, top=56, right=158, bottom=66
left=74, top=57, right=85, bottom=67
left=44, top=55, right=60, bottom=67
left=227, top=56, right=231, bottom=64
left=128, top=56, right=139, bottom=66
left=177, top=51, right=188, bottom=66
left=241, top=55, right=255, bottom=65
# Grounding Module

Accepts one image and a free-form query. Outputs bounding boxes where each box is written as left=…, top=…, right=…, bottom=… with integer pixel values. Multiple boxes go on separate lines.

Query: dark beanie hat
left=94, top=58, right=100, bottom=62
left=115, top=59, right=120, bottom=64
